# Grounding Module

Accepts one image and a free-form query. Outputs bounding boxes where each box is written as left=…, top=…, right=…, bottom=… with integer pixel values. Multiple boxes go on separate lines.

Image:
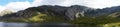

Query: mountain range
left=0, top=9, right=13, bottom=16
left=0, top=5, right=120, bottom=20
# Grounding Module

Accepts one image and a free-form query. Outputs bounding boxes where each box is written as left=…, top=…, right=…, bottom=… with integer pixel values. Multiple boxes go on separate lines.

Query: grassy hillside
left=1, top=12, right=120, bottom=27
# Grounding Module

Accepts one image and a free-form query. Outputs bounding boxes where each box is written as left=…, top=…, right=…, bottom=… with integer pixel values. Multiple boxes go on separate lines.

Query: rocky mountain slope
left=0, top=9, right=13, bottom=16
left=0, top=7, right=39, bottom=20
left=0, top=5, right=120, bottom=20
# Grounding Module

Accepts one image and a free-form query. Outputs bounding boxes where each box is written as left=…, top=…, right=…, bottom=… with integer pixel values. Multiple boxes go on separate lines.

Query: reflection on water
left=0, top=22, right=75, bottom=27
left=4, top=23, right=28, bottom=27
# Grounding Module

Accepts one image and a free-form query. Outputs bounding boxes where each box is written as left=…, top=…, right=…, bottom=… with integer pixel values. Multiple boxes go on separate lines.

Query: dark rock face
left=0, top=7, right=39, bottom=20
left=36, top=5, right=89, bottom=20
left=85, top=6, right=120, bottom=17
left=0, top=5, right=89, bottom=20
left=1, top=5, right=120, bottom=20
left=32, top=5, right=120, bottom=20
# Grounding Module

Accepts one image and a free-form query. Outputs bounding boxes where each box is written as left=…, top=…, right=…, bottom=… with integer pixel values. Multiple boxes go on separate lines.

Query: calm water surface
left=0, top=22, right=75, bottom=27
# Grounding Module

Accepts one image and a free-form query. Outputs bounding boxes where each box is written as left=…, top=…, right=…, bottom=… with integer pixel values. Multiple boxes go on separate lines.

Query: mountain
left=0, top=5, right=90, bottom=20
left=0, top=7, right=39, bottom=20
left=108, top=12, right=120, bottom=17
left=85, top=6, right=120, bottom=17
left=0, top=9, right=13, bottom=16
left=1, top=5, right=120, bottom=20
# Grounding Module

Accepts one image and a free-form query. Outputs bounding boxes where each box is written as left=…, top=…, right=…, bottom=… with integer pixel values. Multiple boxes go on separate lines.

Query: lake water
left=0, top=22, right=75, bottom=27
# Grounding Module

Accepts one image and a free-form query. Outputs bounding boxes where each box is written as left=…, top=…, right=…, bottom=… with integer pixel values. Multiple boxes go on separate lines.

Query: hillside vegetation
left=1, top=5, right=120, bottom=27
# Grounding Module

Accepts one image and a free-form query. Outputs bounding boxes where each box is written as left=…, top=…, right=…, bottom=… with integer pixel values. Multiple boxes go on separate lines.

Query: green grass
left=2, top=13, right=120, bottom=27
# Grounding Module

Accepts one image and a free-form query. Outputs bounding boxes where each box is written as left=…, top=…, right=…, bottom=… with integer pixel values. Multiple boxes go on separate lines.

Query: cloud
left=31, top=0, right=43, bottom=7
left=1, top=0, right=120, bottom=12
left=56, top=0, right=120, bottom=8
left=34, top=0, right=120, bottom=9
left=0, top=6, right=6, bottom=12
left=0, top=1, right=32, bottom=12
left=5, top=1, right=32, bottom=12
left=31, top=0, right=120, bottom=8
left=31, top=0, right=65, bottom=6
left=82, top=0, right=120, bottom=8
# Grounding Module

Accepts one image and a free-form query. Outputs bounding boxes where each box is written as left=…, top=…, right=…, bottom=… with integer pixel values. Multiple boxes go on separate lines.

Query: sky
left=0, top=0, right=120, bottom=12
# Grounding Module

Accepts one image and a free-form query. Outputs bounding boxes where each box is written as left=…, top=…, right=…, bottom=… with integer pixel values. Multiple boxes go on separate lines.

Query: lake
left=0, top=22, right=75, bottom=27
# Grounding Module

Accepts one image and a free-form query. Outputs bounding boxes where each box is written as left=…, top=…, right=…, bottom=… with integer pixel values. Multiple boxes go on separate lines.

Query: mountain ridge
left=0, top=5, right=120, bottom=20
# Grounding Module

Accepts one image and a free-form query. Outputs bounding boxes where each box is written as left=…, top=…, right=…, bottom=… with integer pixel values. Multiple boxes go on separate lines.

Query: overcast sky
left=0, top=0, right=120, bottom=12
